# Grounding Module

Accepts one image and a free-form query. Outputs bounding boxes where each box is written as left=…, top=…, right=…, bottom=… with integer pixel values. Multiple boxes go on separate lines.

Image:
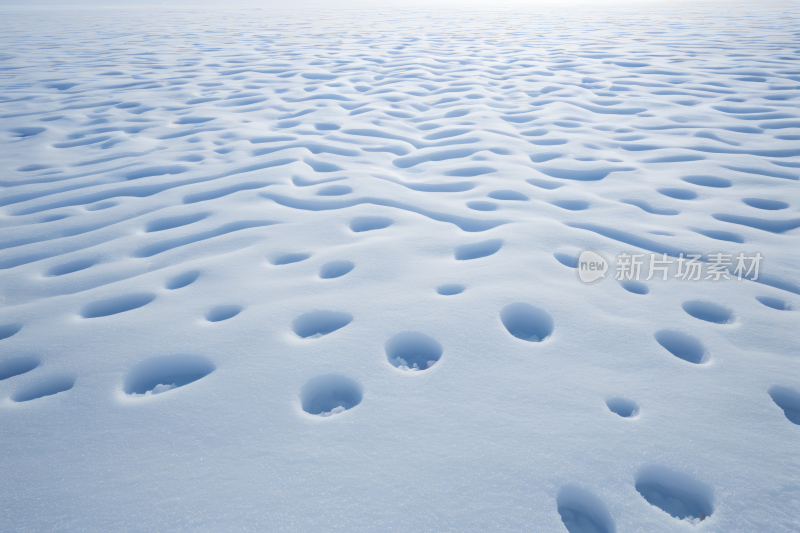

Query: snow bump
left=272, top=252, right=311, bottom=266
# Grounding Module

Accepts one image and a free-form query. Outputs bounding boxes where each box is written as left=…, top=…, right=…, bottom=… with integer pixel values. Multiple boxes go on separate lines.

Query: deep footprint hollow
left=454, top=239, right=503, bottom=261
left=606, top=397, right=639, bottom=418
left=300, top=374, right=362, bottom=416
left=319, top=260, right=354, bottom=279
left=500, top=303, right=554, bottom=342
left=13, top=376, right=75, bottom=402
left=0, top=356, right=40, bottom=381
left=620, top=280, right=649, bottom=295
left=681, top=300, right=734, bottom=324
left=654, top=330, right=706, bottom=364
left=272, top=253, right=311, bottom=265
left=165, top=270, right=200, bottom=290
left=206, top=305, right=242, bottom=322
left=350, top=216, right=393, bottom=232
left=81, top=293, right=156, bottom=318
left=554, top=252, right=578, bottom=268
left=292, top=310, right=353, bottom=339
left=756, top=296, right=790, bottom=310
left=124, top=354, right=215, bottom=396
left=0, top=324, right=22, bottom=341
left=437, top=284, right=465, bottom=296
left=635, top=466, right=714, bottom=523
left=46, top=258, right=97, bottom=277
left=768, top=386, right=800, bottom=425
left=466, top=200, right=498, bottom=211
left=556, top=485, right=615, bottom=533
left=658, top=188, right=697, bottom=200
left=385, top=331, right=443, bottom=371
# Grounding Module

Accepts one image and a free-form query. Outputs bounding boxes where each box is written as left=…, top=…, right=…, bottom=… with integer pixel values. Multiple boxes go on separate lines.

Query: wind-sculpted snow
left=0, top=4, right=799, bottom=532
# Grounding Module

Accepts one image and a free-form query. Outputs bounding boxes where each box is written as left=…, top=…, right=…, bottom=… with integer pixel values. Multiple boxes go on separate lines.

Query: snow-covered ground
left=1, top=3, right=799, bottom=531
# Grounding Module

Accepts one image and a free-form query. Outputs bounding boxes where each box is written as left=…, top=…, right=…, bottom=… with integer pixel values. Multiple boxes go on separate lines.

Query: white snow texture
left=1, top=2, right=799, bottom=532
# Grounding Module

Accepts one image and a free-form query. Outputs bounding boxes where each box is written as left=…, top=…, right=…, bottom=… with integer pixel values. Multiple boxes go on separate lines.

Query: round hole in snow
left=206, top=305, right=242, bottom=322
left=557, top=485, right=615, bottom=533
left=487, top=189, right=528, bottom=201
left=12, top=376, right=75, bottom=402
left=606, top=397, right=639, bottom=418
left=500, top=303, right=554, bottom=342
left=46, top=258, right=97, bottom=277
left=165, top=270, right=200, bottom=290
left=657, top=188, right=697, bottom=200
left=768, top=386, right=800, bottom=425
left=319, top=260, right=354, bottom=279
left=681, top=175, right=731, bottom=188
left=437, top=284, right=465, bottom=296
left=620, top=280, right=649, bottom=294
left=81, top=293, right=155, bottom=319
left=350, top=216, right=393, bottom=233
left=635, top=466, right=714, bottom=523
left=553, top=252, right=577, bottom=268
left=454, top=239, right=503, bottom=261
left=385, top=331, right=443, bottom=371
left=742, top=198, right=789, bottom=210
left=654, top=330, right=706, bottom=364
left=272, top=252, right=311, bottom=265
left=466, top=200, right=498, bottom=211
left=0, top=355, right=40, bottom=381
left=292, top=310, right=352, bottom=339
left=681, top=300, right=733, bottom=324
left=124, top=354, right=215, bottom=396
left=300, top=374, right=362, bottom=416
left=0, top=324, right=23, bottom=342
left=756, top=296, right=790, bottom=310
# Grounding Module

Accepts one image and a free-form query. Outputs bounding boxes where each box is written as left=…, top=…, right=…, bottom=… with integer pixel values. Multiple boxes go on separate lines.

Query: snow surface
left=1, top=2, right=800, bottom=531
